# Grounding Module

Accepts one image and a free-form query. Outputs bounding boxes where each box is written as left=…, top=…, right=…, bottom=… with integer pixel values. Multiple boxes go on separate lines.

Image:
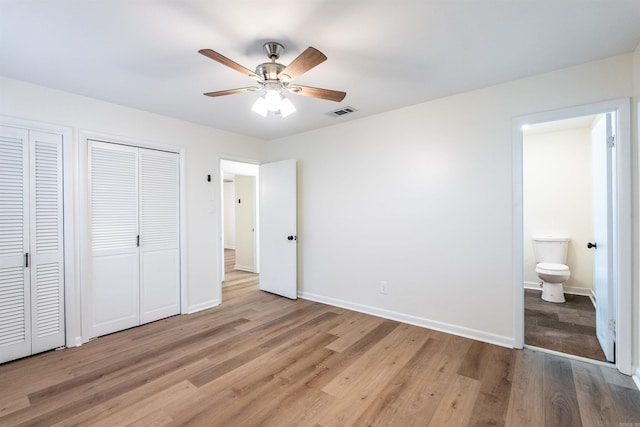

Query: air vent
left=327, top=106, right=358, bottom=118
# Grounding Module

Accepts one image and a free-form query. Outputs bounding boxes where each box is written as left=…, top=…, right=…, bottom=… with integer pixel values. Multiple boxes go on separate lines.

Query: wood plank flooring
left=525, top=289, right=607, bottom=362
left=1, top=260, right=639, bottom=425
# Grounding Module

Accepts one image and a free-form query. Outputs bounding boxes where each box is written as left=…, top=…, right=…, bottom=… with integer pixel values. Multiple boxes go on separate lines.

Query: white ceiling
left=1, top=1, right=639, bottom=140
left=523, top=114, right=600, bottom=136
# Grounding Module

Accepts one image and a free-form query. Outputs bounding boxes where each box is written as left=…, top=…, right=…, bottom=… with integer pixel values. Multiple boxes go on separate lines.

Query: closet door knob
left=587, top=242, right=597, bottom=249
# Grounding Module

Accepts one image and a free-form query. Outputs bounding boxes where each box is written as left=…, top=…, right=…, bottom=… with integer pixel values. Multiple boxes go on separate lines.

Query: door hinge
left=607, top=136, right=615, bottom=148
left=608, top=319, right=615, bottom=332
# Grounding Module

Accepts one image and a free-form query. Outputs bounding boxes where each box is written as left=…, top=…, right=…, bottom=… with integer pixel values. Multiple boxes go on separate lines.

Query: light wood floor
left=1, top=260, right=639, bottom=426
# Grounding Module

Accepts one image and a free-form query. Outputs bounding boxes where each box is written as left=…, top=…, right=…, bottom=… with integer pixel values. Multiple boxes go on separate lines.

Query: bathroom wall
left=523, top=125, right=595, bottom=295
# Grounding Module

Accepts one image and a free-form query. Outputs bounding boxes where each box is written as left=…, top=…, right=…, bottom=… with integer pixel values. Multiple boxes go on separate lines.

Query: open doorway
left=513, top=98, right=632, bottom=376
left=220, top=159, right=260, bottom=302
left=219, top=158, right=298, bottom=303
left=522, top=114, right=606, bottom=361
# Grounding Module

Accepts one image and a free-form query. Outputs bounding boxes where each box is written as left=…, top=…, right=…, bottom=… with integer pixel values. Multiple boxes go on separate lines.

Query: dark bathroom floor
left=525, top=289, right=608, bottom=362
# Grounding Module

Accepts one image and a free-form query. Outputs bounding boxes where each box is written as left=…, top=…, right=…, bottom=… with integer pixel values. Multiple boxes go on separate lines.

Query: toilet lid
left=536, top=262, right=569, bottom=272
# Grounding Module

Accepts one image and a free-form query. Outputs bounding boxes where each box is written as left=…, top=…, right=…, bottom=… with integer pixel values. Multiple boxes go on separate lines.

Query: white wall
left=265, top=54, right=635, bottom=346
left=0, top=76, right=265, bottom=340
left=523, top=126, right=594, bottom=294
left=223, top=180, right=236, bottom=249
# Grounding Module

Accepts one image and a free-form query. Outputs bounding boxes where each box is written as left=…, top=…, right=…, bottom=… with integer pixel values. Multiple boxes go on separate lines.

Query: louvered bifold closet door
left=0, top=126, right=30, bottom=364
left=29, top=131, right=64, bottom=354
left=89, top=141, right=140, bottom=338
left=139, top=149, right=180, bottom=324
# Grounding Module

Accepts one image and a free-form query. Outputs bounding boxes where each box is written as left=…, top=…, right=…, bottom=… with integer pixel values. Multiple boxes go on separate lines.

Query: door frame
left=79, top=130, right=187, bottom=343
left=512, top=98, right=632, bottom=375
left=0, top=115, right=76, bottom=347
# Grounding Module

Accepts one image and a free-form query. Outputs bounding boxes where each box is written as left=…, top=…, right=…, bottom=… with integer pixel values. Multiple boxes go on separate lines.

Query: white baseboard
left=633, top=367, right=640, bottom=391
left=524, top=281, right=542, bottom=290
left=299, top=291, right=513, bottom=349
left=234, top=264, right=255, bottom=273
left=524, top=282, right=594, bottom=300
left=187, top=299, right=220, bottom=314
left=563, top=285, right=593, bottom=297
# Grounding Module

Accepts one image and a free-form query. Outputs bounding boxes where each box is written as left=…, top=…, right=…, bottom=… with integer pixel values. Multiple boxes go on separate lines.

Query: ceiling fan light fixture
left=264, top=89, right=282, bottom=112
left=280, top=97, right=296, bottom=118
left=251, top=96, right=268, bottom=117
left=200, top=42, right=345, bottom=118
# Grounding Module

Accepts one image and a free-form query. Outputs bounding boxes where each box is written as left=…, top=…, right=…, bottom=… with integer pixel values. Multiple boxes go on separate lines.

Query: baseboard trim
left=633, top=367, right=640, bottom=391
left=524, top=282, right=594, bottom=299
left=524, top=281, right=542, bottom=290
left=299, top=291, right=513, bottom=349
left=187, top=299, right=220, bottom=314
left=234, top=265, right=255, bottom=273
left=563, top=286, right=593, bottom=296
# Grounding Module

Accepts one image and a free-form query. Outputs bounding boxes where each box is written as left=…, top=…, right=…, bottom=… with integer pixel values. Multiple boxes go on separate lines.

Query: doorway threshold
left=524, top=344, right=613, bottom=368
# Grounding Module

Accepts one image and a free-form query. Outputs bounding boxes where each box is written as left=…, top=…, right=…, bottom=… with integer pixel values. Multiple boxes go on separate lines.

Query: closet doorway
left=81, top=136, right=183, bottom=342
left=0, top=119, right=73, bottom=365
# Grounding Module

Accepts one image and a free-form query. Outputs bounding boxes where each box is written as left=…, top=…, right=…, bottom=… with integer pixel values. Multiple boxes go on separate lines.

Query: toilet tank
left=532, top=236, right=570, bottom=264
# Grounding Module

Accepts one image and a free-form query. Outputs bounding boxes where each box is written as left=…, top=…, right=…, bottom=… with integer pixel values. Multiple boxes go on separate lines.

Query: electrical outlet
left=380, top=281, right=388, bottom=295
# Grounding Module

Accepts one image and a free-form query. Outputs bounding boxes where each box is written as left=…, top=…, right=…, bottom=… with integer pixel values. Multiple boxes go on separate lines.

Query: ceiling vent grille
left=327, top=106, right=358, bottom=118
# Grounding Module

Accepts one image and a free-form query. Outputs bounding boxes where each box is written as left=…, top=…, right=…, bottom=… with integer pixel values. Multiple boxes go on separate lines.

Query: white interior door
left=591, top=113, right=615, bottom=362
left=139, top=149, right=180, bottom=324
left=259, top=159, right=297, bottom=299
left=29, top=131, right=65, bottom=354
left=0, top=126, right=31, bottom=363
left=89, top=141, right=140, bottom=338
left=0, top=126, right=65, bottom=363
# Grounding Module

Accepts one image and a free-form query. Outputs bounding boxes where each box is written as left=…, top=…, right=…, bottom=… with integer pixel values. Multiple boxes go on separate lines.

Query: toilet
left=532, top=236, right=571, bottom=303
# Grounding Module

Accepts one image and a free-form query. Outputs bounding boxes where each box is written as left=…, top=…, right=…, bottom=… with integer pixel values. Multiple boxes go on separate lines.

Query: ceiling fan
left=199, top=42, right=346, bottom=117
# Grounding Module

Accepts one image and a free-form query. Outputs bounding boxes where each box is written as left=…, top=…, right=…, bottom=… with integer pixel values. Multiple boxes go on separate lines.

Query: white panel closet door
left=89, top=141, right=140, bottom=338
left=139, top=149, right=180, bottom=324
left=0, top=126, right=31, bottom=363
left=0, top=127, right=64, bottom=364
left=29, top=131, right=65, bottom=354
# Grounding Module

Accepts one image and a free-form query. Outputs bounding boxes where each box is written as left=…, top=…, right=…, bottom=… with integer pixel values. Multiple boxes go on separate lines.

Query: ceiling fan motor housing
left=263, top=42, right=284, bottom=60
left=255, top=62, right=285, bottom=81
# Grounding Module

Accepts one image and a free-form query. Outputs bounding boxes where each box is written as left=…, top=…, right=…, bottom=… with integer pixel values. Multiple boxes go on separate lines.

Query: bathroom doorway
left=513, top=99, right=632, bottom=375
left=522, top=114, right=605, bottom=360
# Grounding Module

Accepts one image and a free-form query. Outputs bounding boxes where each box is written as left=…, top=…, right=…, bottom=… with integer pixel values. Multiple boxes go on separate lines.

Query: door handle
left=587, top=242, right=597, bottom=249
left=287, top=235, right=297, bottom=241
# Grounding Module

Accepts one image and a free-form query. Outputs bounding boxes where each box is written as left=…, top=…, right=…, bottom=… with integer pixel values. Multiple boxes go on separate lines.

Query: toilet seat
left=536, top=262, right=569, bottom=274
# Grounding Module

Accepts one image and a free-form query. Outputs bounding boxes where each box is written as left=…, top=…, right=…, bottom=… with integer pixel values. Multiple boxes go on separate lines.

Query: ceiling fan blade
left=290, top=85, right=346, bottom=102
left=278, top=47, right=327, bottom=80
left=199, top=49, right=262, bottom=81
left=203, top=87, right=259, bottom=97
